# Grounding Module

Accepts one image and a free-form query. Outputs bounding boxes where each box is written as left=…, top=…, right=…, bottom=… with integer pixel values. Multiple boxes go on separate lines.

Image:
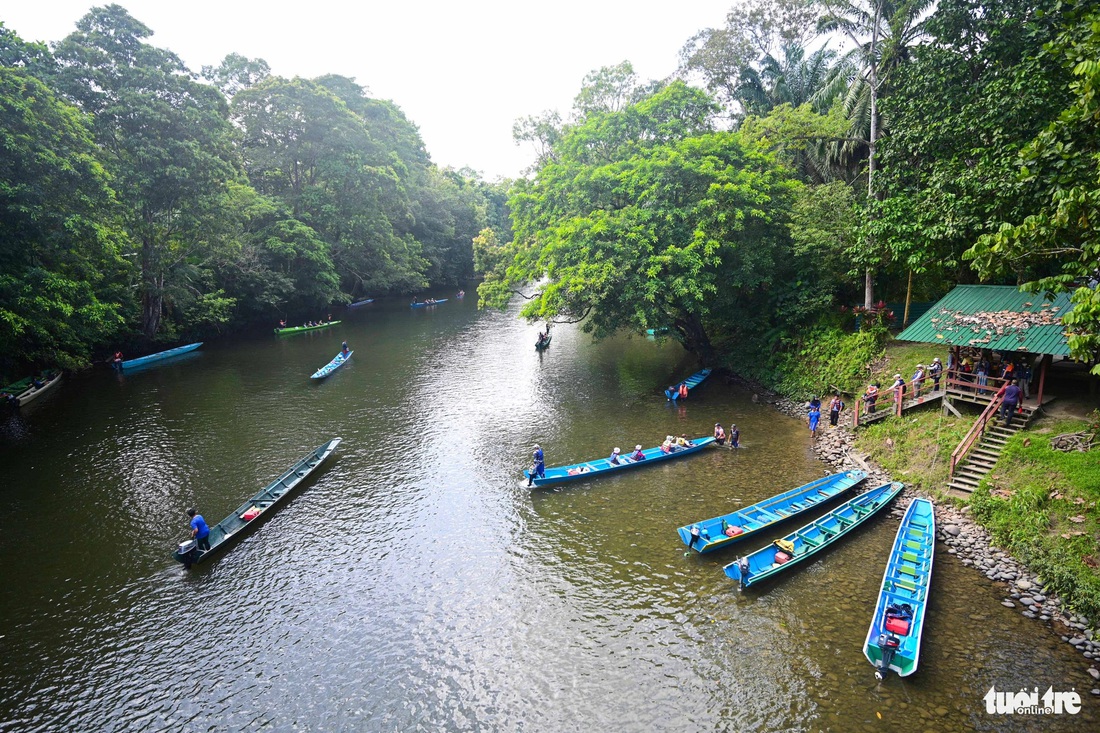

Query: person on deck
left=910, top=364, right=926, bottom=397
left=608, top=447, right=622, bottom=465
left=1020, top=360, right=1033, bottom=399
left=808, top=405, right=821, bottom=438
left=630, top=445, right=646, bottom=461
left=929, top=357, right=943, bottom=391
left=714, top=423, right=726, bottom=446
left=998, top=379, right=1022, bottom=426
left=863, top=383, right=879, bottom=414
left=729, top=424, right=740, bottom=449
left=976, top=358, right=989, bottom=391
left=527, top=444, right=545, bottom=486
left=187, top=508, right=210, bottom=553
left=828, top=394, right=845, bottom=427
left=890, top=373, right=905, bottom=401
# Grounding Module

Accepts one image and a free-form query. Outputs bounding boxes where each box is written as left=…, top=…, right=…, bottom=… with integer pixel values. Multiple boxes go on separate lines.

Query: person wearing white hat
left=911, top=363, right=926, bottom=397
left=608, top=447, right=622, bottom=465
left=929, top=357, right=943, bottom=391
left=630, top=444, right=646, bottom=461
left=527, top=444, right=545, bottom=486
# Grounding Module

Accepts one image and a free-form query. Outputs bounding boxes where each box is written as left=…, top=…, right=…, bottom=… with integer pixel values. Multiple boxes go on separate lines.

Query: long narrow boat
left=16, top=373, right=63, bottom=406
left=311, top=350, right=352, bottom=380
left=1, top=376, right=35, bottom=396
left=410, top=299, right=448, bottom=308
left=274, top=320, right=341, bottom=335
left=120, top=342, right=203, bottom=370
left=676, top=470, right=867, bottom=554
left=525, top=436, right=716, bottom=487
left=173, top=438, right=342, bottom=568
left=535, top=332, right=552, bottom=350
left=348, top=298, right=374, bottom=308
left=723, top=482, right=904, bottom=589
left=665, top=368, right=712, bottom=399
left=864, top=497, right=936, bottom=679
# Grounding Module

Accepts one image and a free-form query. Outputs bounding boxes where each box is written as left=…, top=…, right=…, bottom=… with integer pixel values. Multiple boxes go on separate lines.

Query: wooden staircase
left=945, top=403, right=1038, bottom=496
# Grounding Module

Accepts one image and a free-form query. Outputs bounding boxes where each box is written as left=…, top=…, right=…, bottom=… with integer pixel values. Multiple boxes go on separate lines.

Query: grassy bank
left=969, top=416, right=1100, bottom=620
left=852, top=410, right=971, bottom=494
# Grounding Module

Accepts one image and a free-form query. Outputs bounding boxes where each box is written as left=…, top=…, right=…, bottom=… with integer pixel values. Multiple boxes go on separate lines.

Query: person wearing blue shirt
left=187, top=508, right=210, bottom=552
left=808, top=405, right=821, bottom=438
left=527, top=444, right=545, bottom=486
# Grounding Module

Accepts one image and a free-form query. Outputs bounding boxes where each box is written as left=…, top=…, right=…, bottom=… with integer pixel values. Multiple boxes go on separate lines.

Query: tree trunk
left=903, top=269, right=913, bottom=326
left=141, top=236, right=161, bottom=339
left=675, top=313, right=715, bottom=364
left=864, top=1, right=882, bottom=311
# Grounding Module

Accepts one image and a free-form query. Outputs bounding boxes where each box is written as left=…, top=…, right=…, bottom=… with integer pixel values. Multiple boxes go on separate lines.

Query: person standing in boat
left=187, top=508, right=210, bottom=553
left=527, top=444, right=545, bottom=486
left=341, top=341, right=350, bottom=357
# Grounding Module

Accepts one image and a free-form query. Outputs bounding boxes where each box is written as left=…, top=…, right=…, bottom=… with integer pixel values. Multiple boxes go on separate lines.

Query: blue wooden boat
left=524, top=436, right=716, bottom=487
left=410, top=299, right=448, bottom=308
left=348, top=298, right=374, bottom=308
left=173, top=438, right=341, bottom=568
left=120, top=342, right=203, bottom=370
left=311, top=350, right=352, bottom=379
left=665, top=368, right=711, bottom=399
left=864, top=497, right=935, bottom=679
left=723, top=482, right=904, bottom=588
left=676, top=470, right=867, bottom=554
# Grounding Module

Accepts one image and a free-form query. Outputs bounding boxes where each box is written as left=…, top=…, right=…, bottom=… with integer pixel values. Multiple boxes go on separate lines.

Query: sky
left=3, top=1, right=737, bottom=180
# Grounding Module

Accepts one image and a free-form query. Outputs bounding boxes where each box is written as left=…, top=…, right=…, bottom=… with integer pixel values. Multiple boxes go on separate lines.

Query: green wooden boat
left=274, top=320, right=341, bottom=335
left=173, top=438, right=341, bottom=568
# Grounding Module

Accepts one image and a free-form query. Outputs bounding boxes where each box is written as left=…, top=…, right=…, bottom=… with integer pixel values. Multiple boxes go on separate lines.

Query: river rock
left=1089, top=668, right=1100, bottom=680
left=1015, top=579, right=1033, bottom=590
left=944, top=524, right=961, bottom=537
left=1002, top=601, right=1016, bottom=608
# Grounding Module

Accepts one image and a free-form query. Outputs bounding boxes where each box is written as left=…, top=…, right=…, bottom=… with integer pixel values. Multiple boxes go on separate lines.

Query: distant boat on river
left=120, top=343, right=203, bottom=370
left=525, top=436, right=716, bottom=487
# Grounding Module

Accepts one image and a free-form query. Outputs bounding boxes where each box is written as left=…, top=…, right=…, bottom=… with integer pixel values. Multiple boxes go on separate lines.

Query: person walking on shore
left=808, top=404, right=821, bottom=439
left=828, top=394, right=844, bottom=428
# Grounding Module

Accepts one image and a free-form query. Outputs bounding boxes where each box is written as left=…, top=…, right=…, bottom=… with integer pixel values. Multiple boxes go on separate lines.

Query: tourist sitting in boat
left=327, top=314, right=333, bottom=321
left=676, top=434, right=694, bottom=448
left=714, top=423, right=726, bottom=446
left=661, top=436, right=674, bottom=453
left=678, top=382, right=689, bottom=399
left=630, top=445, right=645, bottom=461
left=608, top=447, right=621, bottom=465
left=31, top=377, right=44, bottom=389
left=278, top=319, right=286, bottom=328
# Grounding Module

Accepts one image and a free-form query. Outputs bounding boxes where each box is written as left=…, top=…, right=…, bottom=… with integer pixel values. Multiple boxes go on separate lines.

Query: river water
left=0, top=297, right=1094, bottom=732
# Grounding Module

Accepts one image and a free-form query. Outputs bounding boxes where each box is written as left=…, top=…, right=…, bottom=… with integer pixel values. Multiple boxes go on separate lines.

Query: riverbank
left=738, top=372, right=1100, bottom=694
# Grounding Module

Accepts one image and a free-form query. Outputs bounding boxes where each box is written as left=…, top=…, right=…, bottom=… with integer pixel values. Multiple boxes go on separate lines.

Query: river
left=0, top=296, right=1094, bottom=731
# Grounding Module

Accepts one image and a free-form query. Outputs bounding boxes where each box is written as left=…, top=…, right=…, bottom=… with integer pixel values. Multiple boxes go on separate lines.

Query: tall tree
left=52, top=5, right=239, bottom=339
left=818, top=0, right=932, bottom=307
left=0, top=66, right=130, bottom=369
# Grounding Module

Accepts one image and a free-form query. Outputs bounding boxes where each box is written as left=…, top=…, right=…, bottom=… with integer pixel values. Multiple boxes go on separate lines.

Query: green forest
left=479, top=0, right=1100, bottom=391
left=0, top=4, right=508, bottom=372
left=3, top=1, right=1098, bottom=387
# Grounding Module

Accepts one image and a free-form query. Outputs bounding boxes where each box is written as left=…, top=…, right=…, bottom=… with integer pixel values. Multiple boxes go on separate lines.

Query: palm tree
left=736, top=43, right=850, bottom=117
left=817, top=0, right=933, bottom=307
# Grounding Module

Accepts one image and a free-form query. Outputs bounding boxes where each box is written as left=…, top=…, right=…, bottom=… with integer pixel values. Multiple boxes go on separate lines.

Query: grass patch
left=870, top=340, right=948, bottom=386
left=853, top=409, right=971, bottom=494
left=969, top=415, right=1100, bottom=620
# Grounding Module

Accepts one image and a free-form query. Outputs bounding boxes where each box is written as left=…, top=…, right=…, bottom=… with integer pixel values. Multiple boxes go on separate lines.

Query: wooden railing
left=949, top=392, right=1003, bottom=480
left=852, top=378, right=943, bottom=427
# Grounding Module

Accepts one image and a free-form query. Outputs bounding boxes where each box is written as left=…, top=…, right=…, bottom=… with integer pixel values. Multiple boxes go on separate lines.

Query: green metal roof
left=895, top=285, right=1072, bottom=356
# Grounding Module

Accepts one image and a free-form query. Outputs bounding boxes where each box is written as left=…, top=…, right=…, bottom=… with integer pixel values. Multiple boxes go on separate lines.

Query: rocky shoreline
left=761, top=390, right=1100, bottom=694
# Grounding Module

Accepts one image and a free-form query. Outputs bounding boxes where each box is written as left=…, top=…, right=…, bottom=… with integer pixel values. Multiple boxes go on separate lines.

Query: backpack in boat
left=884, top=603, right=913, bottom=636
left=773, top=538, right=795, bottom=563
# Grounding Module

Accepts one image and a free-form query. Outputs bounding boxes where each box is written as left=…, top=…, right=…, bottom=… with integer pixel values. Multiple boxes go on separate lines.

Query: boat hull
left=525, top=437, right=716, bottom=487
left=535, top=333, right=552, bottom=350
left=120, top=343, right=203, bottom=370
left=275, top=321, right=341, bottom=334
left=410, top=299, right=448, bottom=308
left=863, top=498, right=935, bottom=678
left=348, top=299, right=374, bottom=308
left=173, top=438, right=341, bottom=566
left=723, top=482, right=904, bottom=588
left=677, top=471, right=866, bottom=553
left=665, top=368, right=712, bottom=399
left=15, top=374, right=62, bottom=406
left=311, top=351, right=352, bottom=379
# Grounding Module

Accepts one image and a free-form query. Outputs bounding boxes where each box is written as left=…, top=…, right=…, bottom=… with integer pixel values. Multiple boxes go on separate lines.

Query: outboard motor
left=177, top=539, right=201, bottom=569
left=875, top=632, right=901, bottom=680
left=738, top=557, right=750, bottom=590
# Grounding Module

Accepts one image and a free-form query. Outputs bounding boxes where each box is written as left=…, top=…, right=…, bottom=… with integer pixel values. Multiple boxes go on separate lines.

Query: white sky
left=3, top=1, right=735, bottom=180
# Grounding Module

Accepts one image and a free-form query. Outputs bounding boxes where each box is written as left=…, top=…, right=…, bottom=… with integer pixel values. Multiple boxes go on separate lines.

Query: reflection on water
left=0, top=298, right=1094, bottom=731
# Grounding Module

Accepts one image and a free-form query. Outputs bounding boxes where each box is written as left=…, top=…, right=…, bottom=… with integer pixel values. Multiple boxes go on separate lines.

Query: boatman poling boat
left=311, top=349, right=352, bottom=379
left=864, top=497, right=935, bottom=680
left=665, top=368, right=711, bottom=400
